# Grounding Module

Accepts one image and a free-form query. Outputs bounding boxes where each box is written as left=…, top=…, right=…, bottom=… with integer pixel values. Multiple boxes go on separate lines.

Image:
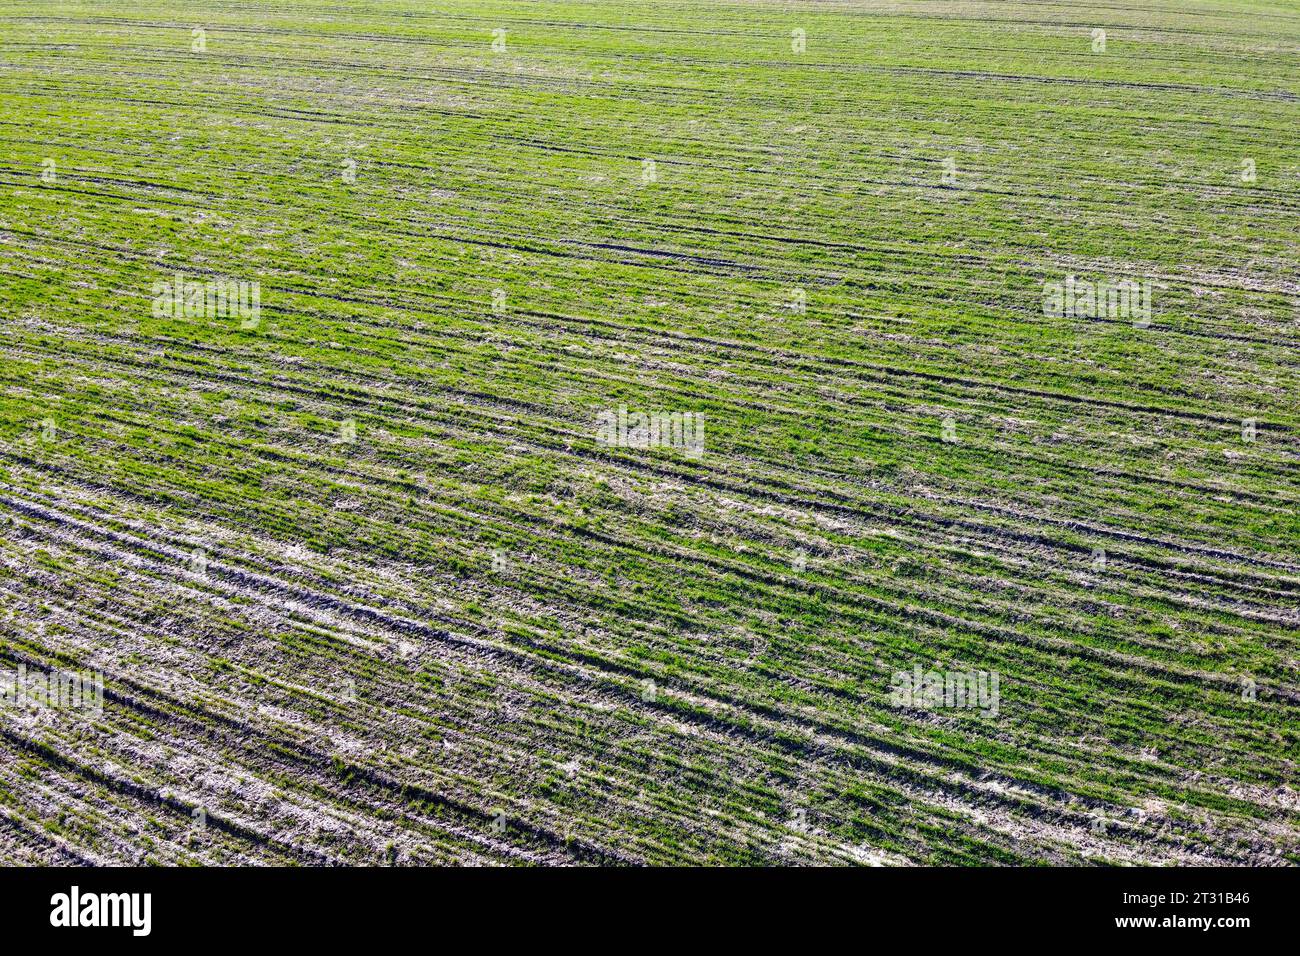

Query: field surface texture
left=0, top=0, right=1297, bottom=866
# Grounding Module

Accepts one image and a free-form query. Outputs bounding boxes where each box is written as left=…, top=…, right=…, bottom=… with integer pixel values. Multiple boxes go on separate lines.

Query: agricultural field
left=0, top=0, right=1296, bottom=866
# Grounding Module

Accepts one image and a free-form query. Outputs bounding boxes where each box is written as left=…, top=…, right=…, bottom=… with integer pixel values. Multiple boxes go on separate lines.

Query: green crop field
left=0, top=0, right=1296, bottom=866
